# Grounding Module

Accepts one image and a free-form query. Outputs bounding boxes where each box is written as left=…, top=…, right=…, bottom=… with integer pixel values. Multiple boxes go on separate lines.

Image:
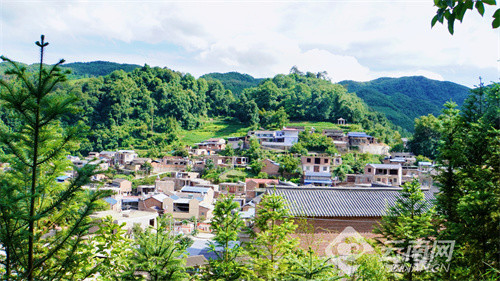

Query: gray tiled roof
left=267, top=186, right=435, bottom=217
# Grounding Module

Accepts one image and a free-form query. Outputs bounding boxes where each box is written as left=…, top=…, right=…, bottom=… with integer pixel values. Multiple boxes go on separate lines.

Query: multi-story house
left=364, top=163, right=403, bottom=186
left=247, top=128, right=300, bottom=150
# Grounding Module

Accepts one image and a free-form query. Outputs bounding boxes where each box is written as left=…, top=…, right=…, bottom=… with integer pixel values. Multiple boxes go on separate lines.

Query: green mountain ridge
left=201, top=72, right=263, bottom=95
left=338, top=76, right=470, bottom=132
left=0, top=60, right=141, bottom=79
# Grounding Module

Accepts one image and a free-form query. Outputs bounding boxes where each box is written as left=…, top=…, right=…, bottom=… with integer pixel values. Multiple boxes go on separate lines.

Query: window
left=149, top=219, right=155, bottom=226
left=325, top=158, right=329, bottom=164
left=314, top=158, right=321, bottom=164
left=389, top=169, right=398, bottom=175
left=307, top=158, right=311, bottom=163
left=368, top=168, right=372, bottom=173
left=173, top=203, right=190, bottom=213
left=323, top=166, right=328, bottom=171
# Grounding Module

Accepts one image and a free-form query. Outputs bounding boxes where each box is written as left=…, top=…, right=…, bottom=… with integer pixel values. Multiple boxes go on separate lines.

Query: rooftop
left=367, top=163, right=402, bottom=169
left=181, top=186, right=211, bottom=194
left=267, top=186, right=435, bottom=217
left=347, top=132, right=372, bottom=138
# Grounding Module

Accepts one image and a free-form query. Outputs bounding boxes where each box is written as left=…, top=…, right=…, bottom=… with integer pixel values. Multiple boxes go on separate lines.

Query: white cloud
left=0, top=0, right=497, bottom=86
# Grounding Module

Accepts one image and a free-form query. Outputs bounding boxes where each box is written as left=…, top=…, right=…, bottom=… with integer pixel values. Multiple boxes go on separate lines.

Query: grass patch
left=219, top=168, right=251, bottom=182
left=287, top=121, right=362, bottom=133
left=180, top=117, right=250, bottom=145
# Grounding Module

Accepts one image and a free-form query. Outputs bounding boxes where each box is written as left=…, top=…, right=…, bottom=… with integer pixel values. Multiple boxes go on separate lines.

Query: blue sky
left=1, top=0, right=498, bottom=87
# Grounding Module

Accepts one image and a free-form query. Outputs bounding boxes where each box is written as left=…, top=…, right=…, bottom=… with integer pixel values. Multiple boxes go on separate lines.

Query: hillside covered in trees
left=0, top=65, right=401, bottom=155
left=339, top=76, right=470, bottom=131
left=201, top=72, right=263, bottom=95
left=0, top=60, right=141, bottom=79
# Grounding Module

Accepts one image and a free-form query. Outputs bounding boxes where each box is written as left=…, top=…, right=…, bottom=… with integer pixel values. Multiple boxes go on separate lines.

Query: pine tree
left=246, top=193, right=299, bottom=280
left=126, top=216, right=190, bottom=281
left=374, top=179, right=436, bottom=281
left=202, top=194, right=251, bottom=280
left=0, top=35, right=110, bottom=280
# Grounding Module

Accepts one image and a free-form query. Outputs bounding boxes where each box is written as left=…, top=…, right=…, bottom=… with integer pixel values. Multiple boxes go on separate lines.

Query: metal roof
left=367, top=164, right=402, bottom=169
left=268, top=186, right=435, bottom=217
left=181, top=186, right=211, bottom=193
left=347, top=132, right=372, bottom=138
left=304, top=172, right=332, bottom=177
left=304, top=180, right=333, bottom=185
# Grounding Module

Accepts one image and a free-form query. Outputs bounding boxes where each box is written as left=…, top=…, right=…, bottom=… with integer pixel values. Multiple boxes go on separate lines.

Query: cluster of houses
left=52, top=124, right=438, bottom=264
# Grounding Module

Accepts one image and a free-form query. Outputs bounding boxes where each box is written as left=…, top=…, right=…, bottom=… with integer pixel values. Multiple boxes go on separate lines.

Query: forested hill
left=61, top=61, right=141, bottom=78
left=201, top=72, right=263, bottom=95
left=0, top=61, right=141, bottom=79
left=339, top=76, right=470, bottom=132
left=0, top=65, right=400, bottom=154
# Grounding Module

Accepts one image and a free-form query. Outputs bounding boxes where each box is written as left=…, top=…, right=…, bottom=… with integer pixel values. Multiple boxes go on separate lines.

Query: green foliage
left=340, top=76, right=470, bottom=132
left=351, top=247, right=394, bottom=281
left=374, top=179, right=437, bottom=281
left=61, top=61, right=140, bottom=78
left=259, top=107, right=288, bottom=130
left=433, top=83, right=500, bottom=278
left=82, top=217, right=135, bottom=280
left=333, top=163, right=354, bottom=182
left=286, top=247, right=341, bottom=280
left=0, top=36, right=110, bottom=281
left=203, top=195, right=251, bottom=280
left=407, top=114, right=442, bottom=159
left=277, top=154, right=301, bottom=178
left=290, top=142, right=308, bottom=155
left=297, top=131, right=336, bottom=153
left=341, top=152, right=382, bottom=174
left=200, top=72, right=263, bottom=95
left=246, top=193, right=299, bottom=280
left=432, top=0, right=500, bottom=34
left=127, top=216, right=190, bottom=281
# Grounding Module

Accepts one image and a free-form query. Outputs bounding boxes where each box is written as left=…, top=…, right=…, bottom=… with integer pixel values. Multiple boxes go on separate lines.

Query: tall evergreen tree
left=202, top=195, right=251, bottom=281
left=434, top=84, right=500, bottom=279
left=374, top=179, right=436, bottom=281
left=0, top=35, right=109, bottom=280
left=246, top=193, right=299, bottom=280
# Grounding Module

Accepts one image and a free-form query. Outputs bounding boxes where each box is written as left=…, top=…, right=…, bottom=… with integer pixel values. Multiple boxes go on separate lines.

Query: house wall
left=294, top=216, right=380, bottom=234
left=156, top=179, right=175, bottom=193
left=261, top=159, right=280, bottom=176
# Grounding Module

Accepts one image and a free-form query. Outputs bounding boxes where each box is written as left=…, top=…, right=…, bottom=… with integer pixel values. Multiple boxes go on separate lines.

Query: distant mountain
left=339, top=76, right=471, bottom=132
left=201, top=72, right=263, bottom=95
left=62, top=61, right=141, bottom=78
left=1, top=60, right=141, bottom=79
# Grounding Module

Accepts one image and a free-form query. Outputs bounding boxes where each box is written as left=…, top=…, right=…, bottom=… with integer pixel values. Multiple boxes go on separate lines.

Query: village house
left=111, top=178, right=133, bottom=195
left=245, top=178, right=279, bottom=199
left=139, top=193, right=168, bottom=214
left=247, top=128, right=300, bottom=150
left=323, top=129, right=349, bottom=152
left=218, top=181, right=246, bottom=197
left=364, top=163, right=403, bottom=186
left=196, top=138, right=226, bottom=154
left=163, top=186, right=215, bottom=220
left=347, top=132, right=389, bottom=155
left=227, top=136, right=246, bottom=150
left=115, top=150, right=138, bottom=166
left=266, top=185, right=436, bottom=234
left=260, top=159, right=281, bottom=177
left=300, top=155, right=342, bottom=186
left=150, top=156, right=189, bottom=173
left=98, top=151, right=116, bottom=164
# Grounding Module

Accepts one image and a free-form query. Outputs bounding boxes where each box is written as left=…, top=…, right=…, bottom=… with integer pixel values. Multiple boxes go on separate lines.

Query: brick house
left=267, top=186, right=436, bottom=234
left=245, top=178, right=279, bottom=199
left=364, top=164, right=403, bottom=186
